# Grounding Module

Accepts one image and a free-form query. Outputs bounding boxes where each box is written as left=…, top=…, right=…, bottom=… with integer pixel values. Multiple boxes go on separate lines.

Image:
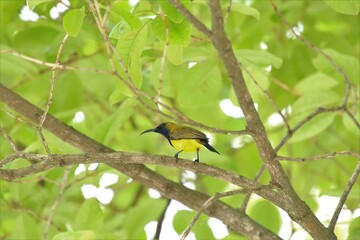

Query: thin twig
left=155, top=8, right=169, bottom=103
left=224, top=0, right=232, bottom=24
left=239, top=164, right=266, bottom=212
left=328, top=161, right=360, bottom=231
left=38, top=34, right=69, bottom=156
left=0, top=152, right=47, bottom=168
left=1, top=106, right=37, bottom=128
left=275, top=106, right=343, bottom=152
left=87, top=0, right=247, bottom=137
left=0, top=49, right=112, bottom=75
left=270, top=77, right=300, bottom=97
left=154, top=199, right=171, bottom=240
left=7, top=200, right=62, bottom=232
left=168, top=0, right=212, bottom=39
left=239, top=62, right=290, bottom=131
left=181, top=189, right=249, bottom=240
left=344, top=108, right=360, bottom=130
left=276, top=151, right=360, bottom=162
left=268, top=0, right=352, bottom=107
left=0, top=126, right=18, bottom=152
left=43, top=166, right=71, bottom=240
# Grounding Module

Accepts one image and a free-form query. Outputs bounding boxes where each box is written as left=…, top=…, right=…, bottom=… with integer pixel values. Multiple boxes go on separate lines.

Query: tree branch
left=43, top=166, right=71, bottom=240
left=328, top=161, right=360, bottom=231
left=167, top=0, right=213, bottom=39
left=167, top=0, right=337, bottom=239
left=180, top=188, right=275, bottom=240
left=37, top=34, right=69, bottom=156
left=0, top=83, right=278, bottom=239
left=276, top=151, right=360, bottom=162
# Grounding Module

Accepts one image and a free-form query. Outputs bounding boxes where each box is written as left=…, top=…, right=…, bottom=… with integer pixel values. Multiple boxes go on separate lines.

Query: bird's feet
left=174, top=150, right=183, bottom=163
left=193, top=159, right=199, bottom=165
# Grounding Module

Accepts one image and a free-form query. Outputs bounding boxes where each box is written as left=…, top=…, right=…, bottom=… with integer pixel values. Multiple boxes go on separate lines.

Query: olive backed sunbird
left=141, top=122, right=220, bottom=162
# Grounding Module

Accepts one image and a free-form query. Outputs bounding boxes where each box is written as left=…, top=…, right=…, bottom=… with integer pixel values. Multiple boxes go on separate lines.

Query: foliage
left=0, top=0, right=359, bottom=239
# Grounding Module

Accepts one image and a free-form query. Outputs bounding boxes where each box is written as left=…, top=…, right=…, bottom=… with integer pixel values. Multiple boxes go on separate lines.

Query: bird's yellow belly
left=170, top=139, right=203, bottom=152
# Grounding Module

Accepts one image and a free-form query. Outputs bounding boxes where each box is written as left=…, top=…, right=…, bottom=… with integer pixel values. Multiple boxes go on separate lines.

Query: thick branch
left=0, top=83, right=277, bottom=239
left=167, top=0, right=337, bottom=239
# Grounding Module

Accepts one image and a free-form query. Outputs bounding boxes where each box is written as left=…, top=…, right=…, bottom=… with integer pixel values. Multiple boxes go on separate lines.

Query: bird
left=141, top=122, right=220, bottom=163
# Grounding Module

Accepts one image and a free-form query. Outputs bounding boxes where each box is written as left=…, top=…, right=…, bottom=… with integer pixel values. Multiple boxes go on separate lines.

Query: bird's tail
left=204, top=142, right=220, bottom=155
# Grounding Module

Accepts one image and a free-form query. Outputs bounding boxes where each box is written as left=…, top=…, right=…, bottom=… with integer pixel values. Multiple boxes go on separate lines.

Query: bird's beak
left=140, top=128, right=156, bottom=135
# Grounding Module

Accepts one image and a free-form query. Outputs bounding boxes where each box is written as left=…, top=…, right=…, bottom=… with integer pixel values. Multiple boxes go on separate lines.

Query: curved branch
left=276, top=151, right=360, bottom=162
left=328, top=161, right=360, bottom=231
left=0, top=83, right=277, bottom=239
left=168, top=0, right=337, bottom=239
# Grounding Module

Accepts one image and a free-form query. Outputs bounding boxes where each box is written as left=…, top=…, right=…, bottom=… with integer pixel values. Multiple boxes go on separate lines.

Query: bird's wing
left=170, top=126, right=208, bottom=141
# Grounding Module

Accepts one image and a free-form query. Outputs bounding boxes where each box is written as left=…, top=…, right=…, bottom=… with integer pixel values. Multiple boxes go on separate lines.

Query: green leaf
left=312, top=49, right=359, bottom=85
left=94, top=98, right=136, bottom=145
left=75, top=199, right=104, bottom=231
left=27, top=0, right=53, bottom=10
left=159, top=1, right=184, bottom=23
left=242, top=61, right=270, bottom=96
left=289, top=113, right=336, bottom=142
left=323, top=0, right=359, bottom=15
left=151, top=17, right=191, bottom=46
left=111, top=2, right=142, bottom=30
left=294, top=72, right=339, bottom=95
left=63, top=7, right=85, bottom=37
left=50, top=71, right=83, bottom=121
left=12, top=26, right=60, bottom=54
left=232, top=3, right=260, bottom=20
left=236, top=49, right=283, bottom=68
left=53, top=230, right=96, bottom=240
left=173, top=210, right=194, bottom=234
left=12, top=214, right=41, bottom=240
left=348, top=217, right=360, bottom=240
left=292, top=90, right=341, bottom=114
left=167, top=45, right=183, bottom=65
left=173, top=210, right=214, bottom=238
left=123, top=199, right=167, bottom=239
left=342, top=112, right=360, bottom=137
left=248, top=200, right=281, bottom=234
left=114, top=22, right=149, bottom=93
left=177, top=62, right=222, bottom=107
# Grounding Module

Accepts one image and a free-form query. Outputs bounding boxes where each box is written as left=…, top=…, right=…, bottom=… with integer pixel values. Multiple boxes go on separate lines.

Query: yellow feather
left=170, top=139, right=204, bottom=152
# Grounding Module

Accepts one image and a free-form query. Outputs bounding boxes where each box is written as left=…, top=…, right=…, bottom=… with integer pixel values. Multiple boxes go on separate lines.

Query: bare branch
left=239, top=62, right=290, bottom=132
left=168, top=0, right=212, bottom=39
left=270, top=77, right=301, bottom=97
left=344, top=108, right=360, bottom=130
left=155, top=7, right=169, bottom=102
left=38, top=34, right=69, bottom=156
left=0, top=49, right=112, bottom=75
left=276, top=151, right=360, bottom=162
left=87, top=0, right=247, bottom=137
left=154, top=199, right=171, bottom=240
left=43, top=166, right=71, bottom=240
left=0, top=152, right=262, bottom=193
left=240, top=165, right=266, bottom=212
left=6, top=200, right=61, bottom=232
left=329, top=161, right=360, bottom=231
left=224, top=0, right=233, bottom=24
left=275, top=106, right=343, bottom=152
left=180, top=189, right=271, bottom=240
left=0, top=81, right=279, bottom=237
left=0, top=126, right=18, bottom=152
left=268, top=0, right=352, bottom=107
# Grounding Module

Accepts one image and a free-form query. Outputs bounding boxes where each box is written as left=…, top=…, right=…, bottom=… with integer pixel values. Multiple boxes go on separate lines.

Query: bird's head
left=141, top=122, right=172, bottom=139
